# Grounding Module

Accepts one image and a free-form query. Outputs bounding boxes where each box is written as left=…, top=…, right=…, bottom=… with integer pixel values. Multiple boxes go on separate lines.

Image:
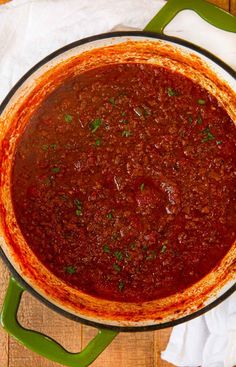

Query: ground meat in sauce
left=11, top=63, right=236, bottom=302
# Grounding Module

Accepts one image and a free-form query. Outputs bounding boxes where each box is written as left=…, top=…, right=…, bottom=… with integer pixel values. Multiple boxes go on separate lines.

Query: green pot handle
left=145, top=0, right=236, bottom=34
left=0, top=277, right=118, bottom=367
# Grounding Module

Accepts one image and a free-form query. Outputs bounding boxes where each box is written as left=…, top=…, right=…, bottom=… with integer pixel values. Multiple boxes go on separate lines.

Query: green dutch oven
left=0, top=0, right=236, bottom=366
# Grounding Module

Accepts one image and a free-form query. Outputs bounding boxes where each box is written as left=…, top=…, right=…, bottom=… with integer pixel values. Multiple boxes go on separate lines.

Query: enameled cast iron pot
left=0, top=0, right=236, bottom=366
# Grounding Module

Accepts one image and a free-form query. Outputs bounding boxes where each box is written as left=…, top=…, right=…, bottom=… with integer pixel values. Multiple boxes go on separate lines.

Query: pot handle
left=144, top=0, right=236, bottom=34
left=1, top=277, right=118, bottom=367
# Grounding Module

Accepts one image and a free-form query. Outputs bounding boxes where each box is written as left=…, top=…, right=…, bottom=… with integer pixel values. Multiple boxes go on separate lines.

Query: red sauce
left=11, top=63, right=236, bottom=302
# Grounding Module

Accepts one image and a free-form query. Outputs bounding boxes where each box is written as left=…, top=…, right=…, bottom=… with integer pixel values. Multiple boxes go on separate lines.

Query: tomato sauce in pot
left=11, top=63, right=236, bottom=302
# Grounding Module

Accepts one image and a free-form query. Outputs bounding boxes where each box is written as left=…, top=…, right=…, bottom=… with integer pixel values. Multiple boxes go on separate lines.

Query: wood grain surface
left=0, top=0, right=234, bottom=366
left=230, top=0, right=236, bottom=14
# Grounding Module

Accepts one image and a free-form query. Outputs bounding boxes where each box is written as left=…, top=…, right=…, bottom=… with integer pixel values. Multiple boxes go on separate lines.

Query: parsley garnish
left=90, top=118, right=102, bottom=133
left=122, top=130, right=132, bottom=137
left=201, top=126, right=215, bottom=142
left=51, top=167, right=60, bottom=173
left=64, top=114, right=73, bottom=123
left=140, top=183, right=145, bottom=191
left=75, top=199, right=82, bottom=216
left=103, top=244, right=110, bottom=253
left=198, top=99, right=206, bottom=105
left=167, top=87, right=178, bottom=96
left=95, top=138, right=101, bottom=146
left=107, top=212, right=113, bottom=220
left=161, top=244, right=167, bottom=253
left=197, top=115, right=203, bottom=124
left=216, top=140, right=222, bottom=145
left=113, top=263, right=121, bottom=272
left=161, top=241, right=168, bottom=253
left=118, top=280, right=125, bottom=291
left=114, top=250, right=123, bottom=261
left=65, top=265, right=77, bottom=274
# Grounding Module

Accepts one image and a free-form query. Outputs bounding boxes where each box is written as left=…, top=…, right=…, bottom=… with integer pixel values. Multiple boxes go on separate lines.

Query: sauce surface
left=11, top=63, right=236, bottom=302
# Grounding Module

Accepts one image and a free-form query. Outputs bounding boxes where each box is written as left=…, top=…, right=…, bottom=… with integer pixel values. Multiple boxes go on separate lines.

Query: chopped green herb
left=167, top=87, right=178, bottom=97
left=65, top=265, right=77, bottom=274
left=198, top=99, right=206, bottom=105
left=197, top=115, right=203, bottom=124
left=121, top=111, right=126, bottom=117
left=161, top=243, right=167, bottom=253
left=50, top=144, right=57, bottom=150
left=108, top=97, right=116, bottom=106
left=94, top=138, right=101, bottom=146
left=75, top=199, right=82, bottom=207
left=118, top=280, right=125, bottom=291
left=216, top=140, right=222, bottom=145
left=142, top=245, right=148, bottom=251
left=140, top=183, right=145, bottom=191
left=75, top=199, right=83, bottom=216
left=114, top=250, right=123, bottom=261
left=188, top=116, right=193, bottom=123
left=113, top=263, right=121, bottom=272
left=122, top=130, right=132, bottom=137
left=51, top=167, right=60, bottom=173
left=64, top=114, right=73, bottom=123
left=103, top=244, right=110, bottom=253
left=130, top=243, right=136, bottom=250
left=107, top=212, right=113, bottom=220
left=201, top=126, right=215, bottom=142
left=90, top=118, right=102, bottom=133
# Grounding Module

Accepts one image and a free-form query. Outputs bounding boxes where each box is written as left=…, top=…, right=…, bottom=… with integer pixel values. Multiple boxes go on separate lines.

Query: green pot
left=0, top=1, right=235, bottom=366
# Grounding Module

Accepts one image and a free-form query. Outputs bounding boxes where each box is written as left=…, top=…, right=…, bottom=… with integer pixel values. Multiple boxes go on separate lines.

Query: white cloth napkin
left=0, top=1, right=235, bottom=366
left=162, top=293, right=236, bottom=367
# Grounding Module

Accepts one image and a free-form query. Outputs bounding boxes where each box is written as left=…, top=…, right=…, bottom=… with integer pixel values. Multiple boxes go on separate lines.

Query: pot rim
left=0, top=30, right=235, bottom=332
left=1, top=31, right=236, bottom=116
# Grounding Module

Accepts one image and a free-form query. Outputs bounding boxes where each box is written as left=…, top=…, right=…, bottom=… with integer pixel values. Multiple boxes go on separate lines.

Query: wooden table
left=0, top=1, right=235, bottom=366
